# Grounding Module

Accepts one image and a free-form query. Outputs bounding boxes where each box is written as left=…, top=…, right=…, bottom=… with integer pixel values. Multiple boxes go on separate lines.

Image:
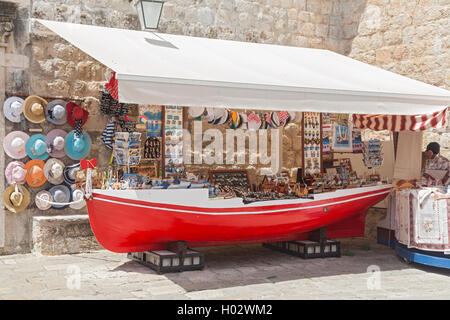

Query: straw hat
left=3, top=96, right=25, bottom=123
left=69, top=189, right=86, bottom=210
left=3, top=131, right=30, bottom=159
left=64, top=131, right=92, bottom=160
left=3, top=184, right=30, bottom=213
left=66, top=102, right=89, bottom=127
left=63, top=163, right=81, bottom=185
left=45, top=129, right=67, bottom=158
left=35, top=190, right=53, bottom=211
left=23, top=95, right=48, bottom=123
left=5, top=161, right=27, bottom=185
left=45, top=100, right=68, bottom=125
left=26, top=134, right=49, bottom=161
left=48, top=185, right=71, bottom=210
left=25, top=159, right=47, bottom=188
left=43, top=158, right=65, bottom=185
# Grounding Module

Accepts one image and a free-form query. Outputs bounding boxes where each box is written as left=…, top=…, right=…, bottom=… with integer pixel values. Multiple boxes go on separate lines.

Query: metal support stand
left=263, top=227, right=341, bottom=259
left=395, top=241, right=450, bottom=269
left=128, top=242, right=204, bottom=273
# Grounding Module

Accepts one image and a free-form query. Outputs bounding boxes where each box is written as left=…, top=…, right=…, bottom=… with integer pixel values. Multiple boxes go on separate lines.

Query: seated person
left=421, top=142, right=449, bottom=186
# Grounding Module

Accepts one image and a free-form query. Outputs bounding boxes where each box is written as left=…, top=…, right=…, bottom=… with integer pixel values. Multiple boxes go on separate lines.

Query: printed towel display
left=362, top=139, right=383, bottom=168
left=139, top=105, right=162, bottom=138
left=411, top=188, right=448, bottom=246
left=395, top=190, right=410, bottom=246
left=332, top=122, right=352, bottom=152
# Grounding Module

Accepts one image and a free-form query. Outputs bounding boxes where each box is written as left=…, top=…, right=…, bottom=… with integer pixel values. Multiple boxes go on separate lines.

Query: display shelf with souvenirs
left=302, top=112, right=323, bottom=177
left=164, top=106, right=183, bottom=176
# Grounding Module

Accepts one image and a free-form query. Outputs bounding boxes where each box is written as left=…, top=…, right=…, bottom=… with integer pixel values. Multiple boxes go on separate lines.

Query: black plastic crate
left=290, top=240, right=323, bottom=258
left=322, top=240, right=341, bottom=257
left=263, top=239, right=341, bottom=259
left=128, top=249, right=204, bottom=273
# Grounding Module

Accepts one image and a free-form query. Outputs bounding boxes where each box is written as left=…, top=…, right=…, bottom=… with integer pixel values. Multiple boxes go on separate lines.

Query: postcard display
left=164, top=106, right=183, bottom=176
left=302, top=112, right=323, bottom=177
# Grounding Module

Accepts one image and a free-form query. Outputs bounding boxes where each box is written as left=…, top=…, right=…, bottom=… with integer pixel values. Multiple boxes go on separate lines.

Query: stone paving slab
left=0, top=242, right=449, bottom=300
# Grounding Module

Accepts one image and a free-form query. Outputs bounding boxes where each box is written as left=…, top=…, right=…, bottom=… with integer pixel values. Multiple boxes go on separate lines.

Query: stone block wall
left=159, top=0, right=366, bottom=53
left=349, top=0, right=450, bottom=158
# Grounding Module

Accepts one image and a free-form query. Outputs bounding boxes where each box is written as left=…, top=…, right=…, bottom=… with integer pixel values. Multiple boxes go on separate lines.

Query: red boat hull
left=87, top=186, right=391, bottom=253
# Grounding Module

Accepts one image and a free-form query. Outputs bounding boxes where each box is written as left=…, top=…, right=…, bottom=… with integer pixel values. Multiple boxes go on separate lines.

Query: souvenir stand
left=31, top=19, right=450, bottom=273
left=353, top=113, right=450, bottom=269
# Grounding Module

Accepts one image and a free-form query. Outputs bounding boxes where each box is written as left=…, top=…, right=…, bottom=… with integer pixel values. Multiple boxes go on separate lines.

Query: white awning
left=37, top=19, right=449, bottom=115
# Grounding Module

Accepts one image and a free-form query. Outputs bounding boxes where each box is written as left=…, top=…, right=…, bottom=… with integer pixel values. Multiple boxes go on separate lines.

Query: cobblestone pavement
left=0, top=241, right=449, bottom=300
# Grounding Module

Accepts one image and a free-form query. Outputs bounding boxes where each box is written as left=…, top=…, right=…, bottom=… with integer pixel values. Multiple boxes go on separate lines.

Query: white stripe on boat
left=92, top=189, right=391, bottom=215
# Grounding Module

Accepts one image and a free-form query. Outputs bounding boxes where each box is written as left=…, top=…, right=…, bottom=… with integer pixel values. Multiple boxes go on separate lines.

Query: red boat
left=86, top=184, right=392, bottom=253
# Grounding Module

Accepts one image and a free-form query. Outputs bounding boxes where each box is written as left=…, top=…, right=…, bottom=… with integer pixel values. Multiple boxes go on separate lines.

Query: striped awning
left=352, top=107, right=448, bottom=131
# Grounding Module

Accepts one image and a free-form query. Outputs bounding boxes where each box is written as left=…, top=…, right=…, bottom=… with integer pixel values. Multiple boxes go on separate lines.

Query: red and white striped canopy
left=352, top=107, right=448, bottom=131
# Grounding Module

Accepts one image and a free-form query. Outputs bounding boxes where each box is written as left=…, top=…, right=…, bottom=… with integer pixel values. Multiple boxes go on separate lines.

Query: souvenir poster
left=164, top=106, right=183, bottom=175
left=139, top=105, right=162, bottom=138
left=352, top=128, right=362, bottom=153
left=322, top=124, right=332, bottom=155
left=332, top=122, right=353, bottom=152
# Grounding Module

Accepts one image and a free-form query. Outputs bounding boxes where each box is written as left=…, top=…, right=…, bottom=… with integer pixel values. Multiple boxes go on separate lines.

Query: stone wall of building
left=349, top=0, right=450, bottom=158
left=159, top=0, right=366, bottom=54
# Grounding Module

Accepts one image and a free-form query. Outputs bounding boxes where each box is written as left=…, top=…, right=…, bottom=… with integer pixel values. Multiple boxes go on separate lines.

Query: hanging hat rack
left=5, top=92, right=86, bottom=104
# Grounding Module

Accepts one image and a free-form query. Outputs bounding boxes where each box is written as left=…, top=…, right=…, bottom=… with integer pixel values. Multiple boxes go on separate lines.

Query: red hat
left=66, top=102, right=89, bottom=127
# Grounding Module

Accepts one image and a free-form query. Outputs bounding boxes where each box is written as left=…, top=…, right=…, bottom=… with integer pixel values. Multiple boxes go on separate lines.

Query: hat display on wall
left=214, top=108, right=229, bottom=125
left=5, top=161, right=27, bottom=185
left=25, top=159, right=47, bottom=188
left=229, top=111, right=242, bottom=129
left=64, top=130, right=92, bottom=160
left=3, top=131, right=30, bottom=160
left=3, top=96, right=25, bottom=123
left=45, top=129, right=67, bottom=158
left=48, top=184, right=71, bottom=210
left=188, top=107, right=205, bottom=118
left=3, top=184, right=30, bottom=213
left=63, top=163, right=81, bottom=185
left=69, top=189, right=86, bottom=210
left=247, top=112, right=261, bottom=131
left=66, top=102, right=89, bottom=128
left=205, top=107, right=216, bottom=123
left=45, top=100, right=68, bottom=125
left=288, top=111, right=297, bottom=122
left=35, top=190, right=53, bottom=211
left=23, top=95, right=48, bottom=124
left=43, top=158, right=65, bottom=185
left=26, top=134, right=50, bottom=161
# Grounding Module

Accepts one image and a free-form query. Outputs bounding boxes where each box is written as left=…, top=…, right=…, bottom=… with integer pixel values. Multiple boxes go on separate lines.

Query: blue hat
left=48, top=184, right=71, bottom=210
left=64, top=130, right=92, bottom=160
left=26, top=134, right=49, bottom=161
